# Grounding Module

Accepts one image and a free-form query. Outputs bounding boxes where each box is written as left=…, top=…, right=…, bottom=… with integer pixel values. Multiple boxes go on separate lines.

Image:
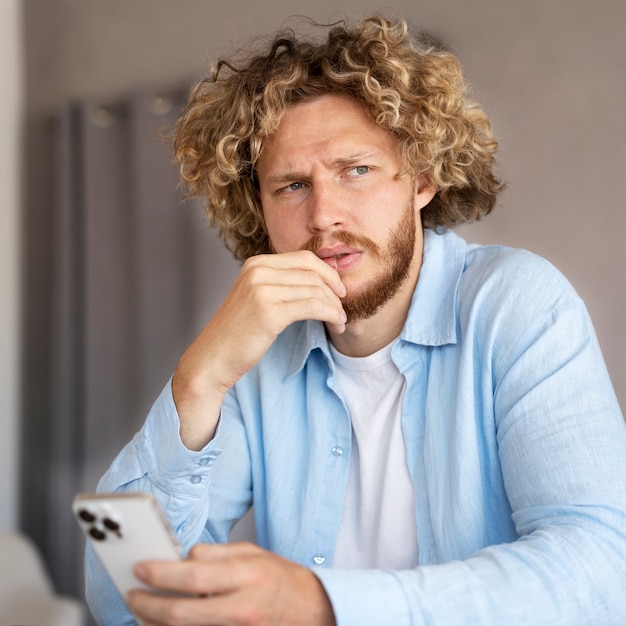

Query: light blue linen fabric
left=86, top=229, right=626, bottom=625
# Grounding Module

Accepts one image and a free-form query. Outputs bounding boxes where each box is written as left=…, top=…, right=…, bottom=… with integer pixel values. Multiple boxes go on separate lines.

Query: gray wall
left=22, top=0, right=625, bottom=568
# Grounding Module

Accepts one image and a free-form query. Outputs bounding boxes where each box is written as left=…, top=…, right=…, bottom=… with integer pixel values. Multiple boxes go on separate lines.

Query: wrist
left=171, top=369, right=226, bottom=451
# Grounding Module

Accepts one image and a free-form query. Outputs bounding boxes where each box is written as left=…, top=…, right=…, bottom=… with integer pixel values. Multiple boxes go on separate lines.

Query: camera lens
left=79, top=509, right=96, bottom=523
left=89, top=527, right=107, bottom=541
left=103, top=518, right=120, bottom=532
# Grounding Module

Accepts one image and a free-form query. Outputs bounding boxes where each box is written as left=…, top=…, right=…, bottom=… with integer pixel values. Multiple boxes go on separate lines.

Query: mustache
left=301, top=231, right=381, bottom=257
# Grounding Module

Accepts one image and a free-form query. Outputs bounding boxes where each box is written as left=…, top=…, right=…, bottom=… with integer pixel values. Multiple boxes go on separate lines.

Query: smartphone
left=73, top=492, right=183, bottom=598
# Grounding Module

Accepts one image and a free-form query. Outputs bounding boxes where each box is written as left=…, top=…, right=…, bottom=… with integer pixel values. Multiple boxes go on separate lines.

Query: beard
left=303, top=201, right=418, bottom=323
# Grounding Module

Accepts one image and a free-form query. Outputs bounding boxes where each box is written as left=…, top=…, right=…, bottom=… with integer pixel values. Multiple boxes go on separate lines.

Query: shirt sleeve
left=318, top=293, right=626, bottom=625
left=84, top=379, right=250, bottom=625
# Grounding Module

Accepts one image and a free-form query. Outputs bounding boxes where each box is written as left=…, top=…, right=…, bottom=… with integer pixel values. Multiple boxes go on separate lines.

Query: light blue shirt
left=86, top=229, right=626, bottom=625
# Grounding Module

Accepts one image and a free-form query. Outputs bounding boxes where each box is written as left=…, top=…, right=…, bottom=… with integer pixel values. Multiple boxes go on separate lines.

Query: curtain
left=26, top=85, right=246, bottom=609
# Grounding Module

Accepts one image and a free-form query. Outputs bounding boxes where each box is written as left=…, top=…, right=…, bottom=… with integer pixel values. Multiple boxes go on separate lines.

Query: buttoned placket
left=305, top=356, right=352, bottom=569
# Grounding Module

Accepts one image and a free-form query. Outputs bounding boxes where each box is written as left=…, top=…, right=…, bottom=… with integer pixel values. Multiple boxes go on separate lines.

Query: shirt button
left=197, top=457, right=211, bottom=466
left=313, top=554, right=326, bottom=565
left=189, top=475, right=202, bottom=484
left=331, top=446, right=344, bottom=457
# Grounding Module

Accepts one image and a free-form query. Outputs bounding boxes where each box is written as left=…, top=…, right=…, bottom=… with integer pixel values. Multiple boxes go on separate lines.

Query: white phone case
left=73, top=492, right=182, bottom=598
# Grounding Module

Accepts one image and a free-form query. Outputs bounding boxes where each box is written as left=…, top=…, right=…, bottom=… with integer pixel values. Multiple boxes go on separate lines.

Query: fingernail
left=134, top=564, right=147, bottom=580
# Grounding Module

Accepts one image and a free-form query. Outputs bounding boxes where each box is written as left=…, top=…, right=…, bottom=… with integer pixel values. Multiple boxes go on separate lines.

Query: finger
left=244, top=251, right=346, bottom=299
left=297, top=253, right=348, bottom=299
left=133, top=561, right=198, bottom=595
left=135, top=557, right=250, bottom=597
left=274, top=296, right=347, bottom=328
left=187, top=541, right=261, bottom=562
left=325, top=320, right=347, bottom=335
left=135, top=549, right=263, bottom=597
left=127, top=589, right=216, bottom=626
left=128, top=587, right=267, bottom=626
left=228, top=280, right=346, bottom=333
left=267, top=266, right=347, bottom=301
left=261, top=282, right=346, bottom=318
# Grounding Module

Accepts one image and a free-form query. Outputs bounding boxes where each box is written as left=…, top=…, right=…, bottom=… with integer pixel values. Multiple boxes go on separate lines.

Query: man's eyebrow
left=263, top=172, right=310, bottom=186
left=331, top=151, right=384, bottom=168
left=263, top=151, right=385, bottom=185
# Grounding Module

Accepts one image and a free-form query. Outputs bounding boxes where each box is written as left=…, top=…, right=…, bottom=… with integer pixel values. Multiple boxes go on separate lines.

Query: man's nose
left=307, top=182, right=346, bottom=233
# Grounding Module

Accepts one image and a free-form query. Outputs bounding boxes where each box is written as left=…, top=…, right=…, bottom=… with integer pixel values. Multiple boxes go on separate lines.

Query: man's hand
left=127, top=542, right=337, bottom=626
left=172, top=250, right=347, bottom=451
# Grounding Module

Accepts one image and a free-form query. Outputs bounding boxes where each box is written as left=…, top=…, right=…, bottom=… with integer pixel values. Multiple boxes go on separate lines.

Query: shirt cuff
left=313, top=568, right=412, bottom=626
left=134, top=379, right=223, bottom=496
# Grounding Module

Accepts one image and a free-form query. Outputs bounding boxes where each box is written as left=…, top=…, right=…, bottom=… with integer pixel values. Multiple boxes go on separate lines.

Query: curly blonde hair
left=173, top=14, right=503, bottom=261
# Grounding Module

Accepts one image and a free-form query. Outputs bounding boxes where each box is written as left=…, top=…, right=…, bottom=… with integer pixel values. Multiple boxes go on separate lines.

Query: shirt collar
left=400, top=228, right=465, bottom=347
left=286, top=228, right=466, bottom=377
left=286, top=318, right=331, bottom=379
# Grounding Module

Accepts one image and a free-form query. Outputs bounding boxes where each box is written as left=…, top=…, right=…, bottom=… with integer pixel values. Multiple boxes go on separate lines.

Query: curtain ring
left=89, top=106, right=115, bottom=128
left=146, top=95, right=174, bottom=116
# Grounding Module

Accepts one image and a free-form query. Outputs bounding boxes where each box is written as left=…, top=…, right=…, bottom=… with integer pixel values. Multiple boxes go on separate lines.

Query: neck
left=326, top=302, right=408, bottom=358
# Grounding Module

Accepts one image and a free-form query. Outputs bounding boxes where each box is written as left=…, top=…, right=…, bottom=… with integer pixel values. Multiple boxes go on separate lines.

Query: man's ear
left=413, top=177, right=437, bottom=211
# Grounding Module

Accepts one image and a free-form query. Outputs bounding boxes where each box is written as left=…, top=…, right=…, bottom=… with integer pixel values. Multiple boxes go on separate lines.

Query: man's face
left=256, top=94, right=435, bottom=322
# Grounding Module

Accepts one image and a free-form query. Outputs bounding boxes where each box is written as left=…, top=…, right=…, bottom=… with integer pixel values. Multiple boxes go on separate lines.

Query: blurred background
left=2, top=0, right=625, bottom=623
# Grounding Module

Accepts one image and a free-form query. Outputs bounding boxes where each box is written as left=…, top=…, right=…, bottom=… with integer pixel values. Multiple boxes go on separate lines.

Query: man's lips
left=315, top=245, right=362, bottom=271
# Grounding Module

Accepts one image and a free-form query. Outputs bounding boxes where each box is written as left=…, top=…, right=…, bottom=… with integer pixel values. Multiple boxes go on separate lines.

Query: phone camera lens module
left=89, top=527, right=107, bottom=541
left=79, top=509, right=96, bottom=523
left=103, top=518, right=122, bottom=536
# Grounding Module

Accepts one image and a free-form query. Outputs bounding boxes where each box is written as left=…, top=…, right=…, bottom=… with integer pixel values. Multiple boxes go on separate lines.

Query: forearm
left=86, top=380, right=228, bottom=624
left=171, top=338, right=230, bottom=451
left=317, top=513, right=626, bottom=625
left=172, top=251, right=347, bottom=452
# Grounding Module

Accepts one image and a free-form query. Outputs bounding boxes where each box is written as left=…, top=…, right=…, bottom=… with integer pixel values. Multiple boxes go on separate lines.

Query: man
left=86, top=15, right=626, bottom=625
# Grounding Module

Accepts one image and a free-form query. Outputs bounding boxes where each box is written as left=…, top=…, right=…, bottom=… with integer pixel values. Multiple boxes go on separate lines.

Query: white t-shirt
left=330, top=339, right=418, bottom=569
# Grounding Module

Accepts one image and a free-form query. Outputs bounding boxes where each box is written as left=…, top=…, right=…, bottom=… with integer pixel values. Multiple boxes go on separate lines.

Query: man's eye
left=349, top=166, right=371, bottom=176
left=282, top=182, right=305, bottom=193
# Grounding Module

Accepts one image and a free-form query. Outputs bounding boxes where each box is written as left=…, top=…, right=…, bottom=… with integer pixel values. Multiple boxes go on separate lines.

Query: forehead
left=256, top=94, right=401, bottom=174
